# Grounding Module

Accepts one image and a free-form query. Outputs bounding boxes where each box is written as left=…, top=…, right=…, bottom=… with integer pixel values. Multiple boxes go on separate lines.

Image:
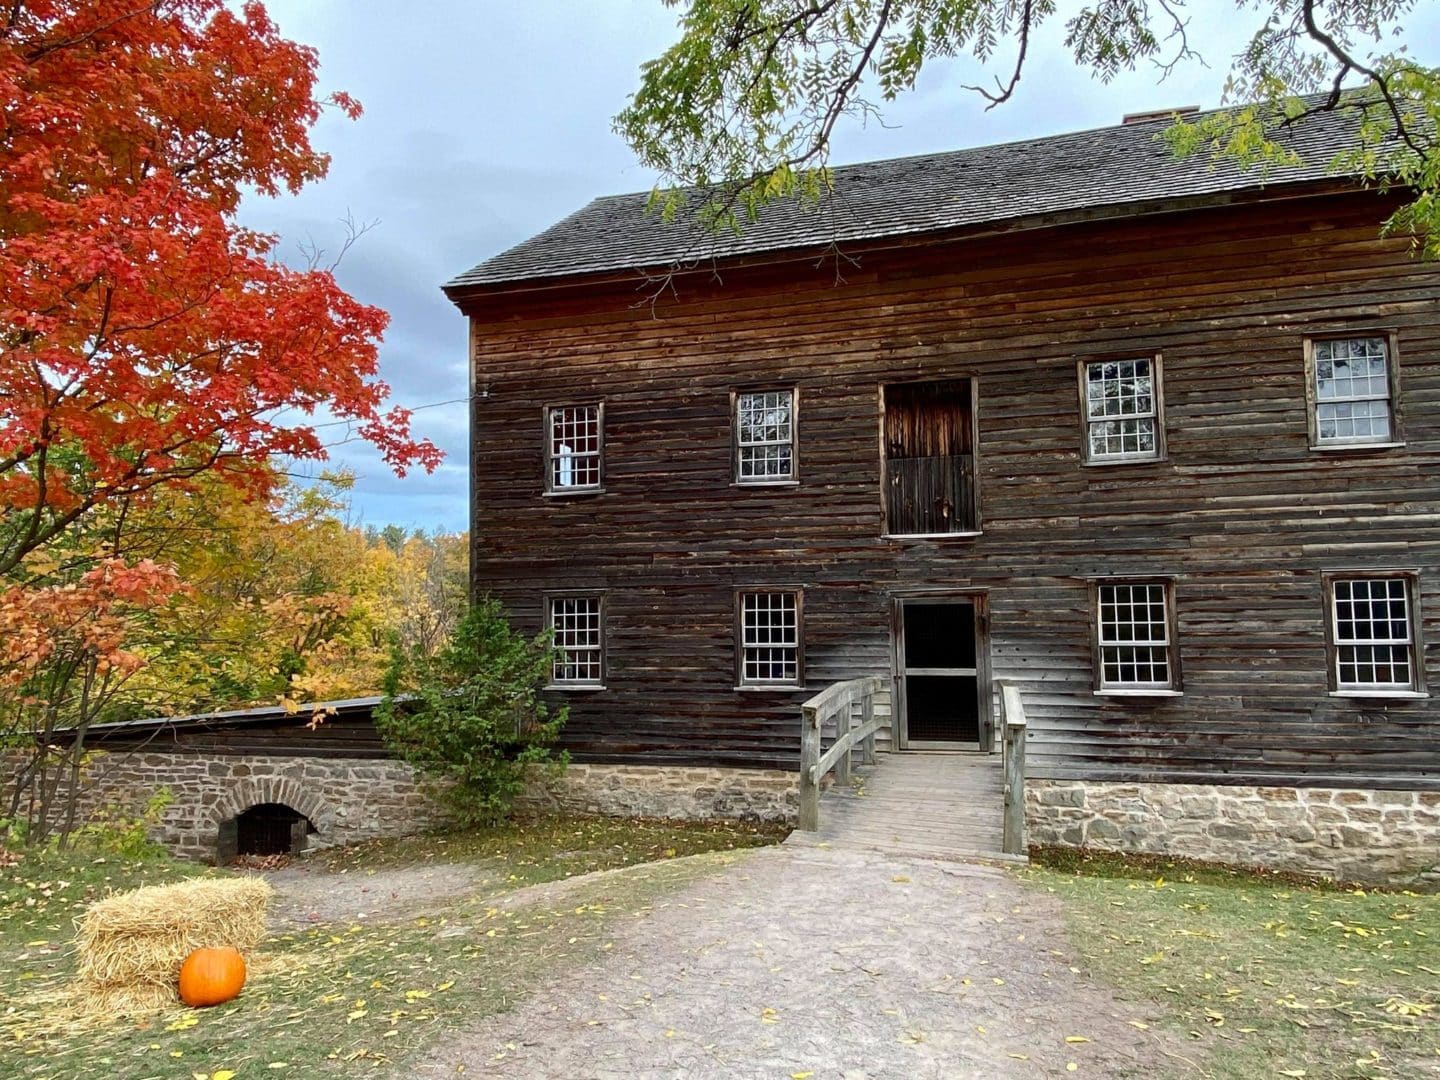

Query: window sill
left=1329, top=689, right=1428, bottom=700
left=1310, top=441, right=1405, bottom=452
left=1082, top=455, right=1166, bottom=468
left=542, top=488, right=605, bottom=498
left=1093, top=688, right=1183, bottom=698
left=884, top=531, right=982, bottom=541
left=734, top=684, right=805, bottom=693
left=545, top=684, right=606, bottom=693
left=732, top=479, right=800, bottom=488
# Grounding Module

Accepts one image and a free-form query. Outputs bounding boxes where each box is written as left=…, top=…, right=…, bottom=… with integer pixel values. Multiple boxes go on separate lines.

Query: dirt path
left=415, top=842, right=1195, bottom=1079
left=260, top=861, right=490, bottom=930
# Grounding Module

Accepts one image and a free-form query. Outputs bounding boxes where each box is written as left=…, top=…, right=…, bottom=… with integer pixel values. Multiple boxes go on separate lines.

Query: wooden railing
left=999, top=681, right=1028, bottom=856
left=797, top=676, right=885, bottom=831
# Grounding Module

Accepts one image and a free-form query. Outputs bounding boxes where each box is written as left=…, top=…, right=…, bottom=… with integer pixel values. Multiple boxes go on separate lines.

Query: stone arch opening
left=236, top=802, right=312, bottom=856
left=211, top=776, right=333, bottom=864
left=217, top=801, right=316, bottom=862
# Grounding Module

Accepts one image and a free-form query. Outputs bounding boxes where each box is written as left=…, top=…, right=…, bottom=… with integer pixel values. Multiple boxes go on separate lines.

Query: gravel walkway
left=416, top=842, right=1195, bottom=1079
left=261, top=861, right=489, bottom=930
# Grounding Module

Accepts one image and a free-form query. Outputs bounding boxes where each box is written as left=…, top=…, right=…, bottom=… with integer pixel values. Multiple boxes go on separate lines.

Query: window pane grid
left=549, top=405, right=601, bottom=489
left=740, top=591, right=799, bottom=684
left=737, top=390, right=795, bottom=480
left=1098, top=582, right=1172, bottom=688
left=1314, top=338, right=1392, bottom=444
left=1085, top=360, right=1158, bottom=459
left=1332, top=578, right=1414, bottom=689
left=550, top=596, right=602, bottom=684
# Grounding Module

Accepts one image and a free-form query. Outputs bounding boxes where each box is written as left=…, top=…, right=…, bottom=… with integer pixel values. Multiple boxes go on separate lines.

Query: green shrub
left=375, top=599, right=566, bottom=827
left=63, top=787, right=173, bottom=858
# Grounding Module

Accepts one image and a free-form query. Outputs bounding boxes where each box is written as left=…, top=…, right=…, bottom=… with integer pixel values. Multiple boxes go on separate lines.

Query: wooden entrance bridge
left=788, top=676, right=1029, bottom=863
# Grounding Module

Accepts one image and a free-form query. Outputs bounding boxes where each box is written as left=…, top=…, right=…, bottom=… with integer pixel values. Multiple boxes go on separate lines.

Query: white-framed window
left=737, top=589, right=802, bottom=686
left=545, top=403, right=603, bottom=492
left=1307, top=335, right=1397, bottom=447
left=1094, top=580, right=1178, bottom=691
left=734, top=389, right=796, bottom=483
left=548, top=594, right=604, bottom=686
left=1080, top=356, right=1163, bottom=462
left=1327, top=575, right=1420, bottom=692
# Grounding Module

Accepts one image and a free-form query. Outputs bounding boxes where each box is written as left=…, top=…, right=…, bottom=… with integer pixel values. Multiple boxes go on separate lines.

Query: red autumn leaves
left=0, top=1, right=441, bottom=581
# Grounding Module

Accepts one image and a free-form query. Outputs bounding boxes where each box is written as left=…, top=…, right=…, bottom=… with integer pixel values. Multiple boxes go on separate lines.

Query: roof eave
left=441, top=176, right=1373, bottom=311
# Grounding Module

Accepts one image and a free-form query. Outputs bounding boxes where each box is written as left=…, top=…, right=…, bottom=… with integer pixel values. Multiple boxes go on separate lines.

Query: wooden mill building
left=444, top=104, right=1440, bottom=881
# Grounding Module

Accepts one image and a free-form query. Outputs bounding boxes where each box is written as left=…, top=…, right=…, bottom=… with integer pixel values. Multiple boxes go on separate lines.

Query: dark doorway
left=882, top=380, right=978, bottom=536
left=229, top=803, right=310, bottom=858
left=897, top=599, right=988, bottom=749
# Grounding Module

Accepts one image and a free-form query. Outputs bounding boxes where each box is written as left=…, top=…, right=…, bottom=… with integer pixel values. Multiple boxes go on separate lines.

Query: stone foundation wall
left=70, top=751, right=444, bottom=861
left=1027, top=779, right=1440, bottom=884
left=518, top=763, right=798, bottom=823
left=53, top=753, right=796, bottom=861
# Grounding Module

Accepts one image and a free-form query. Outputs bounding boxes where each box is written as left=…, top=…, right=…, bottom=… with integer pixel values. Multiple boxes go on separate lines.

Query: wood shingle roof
left=444, top=103, right=1371, bottom=294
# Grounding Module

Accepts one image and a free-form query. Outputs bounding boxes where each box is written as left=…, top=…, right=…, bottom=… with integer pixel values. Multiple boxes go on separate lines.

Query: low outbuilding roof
left=444, top=102, right=1369, bottom=294
left=76, top=696, right=385, bottom=738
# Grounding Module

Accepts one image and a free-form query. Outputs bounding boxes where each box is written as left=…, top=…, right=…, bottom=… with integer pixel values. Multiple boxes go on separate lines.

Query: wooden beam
left=1001, top=681, right=1028, bottom=856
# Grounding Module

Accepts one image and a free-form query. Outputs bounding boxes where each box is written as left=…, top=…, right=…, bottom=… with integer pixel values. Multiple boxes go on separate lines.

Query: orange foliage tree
left=0, top=2, right=441, bottom=844
left=1, top=558, right=179, bottom=842
left=0, top=1, right=440, bottom=579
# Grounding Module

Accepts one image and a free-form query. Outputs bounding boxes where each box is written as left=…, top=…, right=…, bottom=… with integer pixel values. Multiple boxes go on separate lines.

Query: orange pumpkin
left=178, top=946, right=247, bottom=1007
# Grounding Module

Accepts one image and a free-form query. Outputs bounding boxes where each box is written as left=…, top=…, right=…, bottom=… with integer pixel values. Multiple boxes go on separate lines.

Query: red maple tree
left=0, top=1, right=442, bottom=578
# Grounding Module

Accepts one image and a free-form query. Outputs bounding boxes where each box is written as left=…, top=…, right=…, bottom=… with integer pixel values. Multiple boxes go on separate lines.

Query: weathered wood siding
left=458, top=191, right=1440, bottom=785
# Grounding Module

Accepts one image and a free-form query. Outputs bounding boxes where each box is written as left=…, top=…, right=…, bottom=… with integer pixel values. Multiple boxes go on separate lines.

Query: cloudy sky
left=242, top=1, right=1434, bottom=532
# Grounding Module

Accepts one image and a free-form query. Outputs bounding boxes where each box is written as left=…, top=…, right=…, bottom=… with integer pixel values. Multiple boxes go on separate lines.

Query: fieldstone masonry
left=1027, top=779, right=1440, bottom=884
left=518, top=763, right=798, bottom=823
left=73, top=751, right=445, bottom=861
left=63, top=752, right=797, bottom=861
left=75, top=749, right=1434, bottom=882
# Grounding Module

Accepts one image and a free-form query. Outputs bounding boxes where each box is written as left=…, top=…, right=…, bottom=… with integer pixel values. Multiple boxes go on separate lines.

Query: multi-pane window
left=1082, top=358, right=1162, bottom=461
left=1310, top=337, right=1395, bottom=445
left=546, top=404, right=602, bottom=492
left=548, top=595, right=603, bottom=685
left=738, top=590, right=801, bottom=686
left=735, top=390, right=796, bottom=482
left=1329, top=577, right=1418, bottom=691
left=1096, top=581, right=1176, bottom=690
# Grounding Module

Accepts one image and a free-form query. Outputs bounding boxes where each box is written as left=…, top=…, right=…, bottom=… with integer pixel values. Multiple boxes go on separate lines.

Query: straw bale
left=74, top=876, right=271, bottom=999
left=84, top=982, right=183, bottom=1016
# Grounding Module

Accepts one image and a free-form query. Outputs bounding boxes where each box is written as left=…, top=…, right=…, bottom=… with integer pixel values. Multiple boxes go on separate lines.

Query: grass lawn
left=0, top=815, right=783, bottom=1079
left=1025, top=848, right=1440, bottom=1079
left=308, top=813, right=787, bottom=883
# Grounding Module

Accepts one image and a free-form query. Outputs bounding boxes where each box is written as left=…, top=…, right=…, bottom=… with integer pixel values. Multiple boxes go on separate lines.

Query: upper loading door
left=882, top=379, right=979, bottom=536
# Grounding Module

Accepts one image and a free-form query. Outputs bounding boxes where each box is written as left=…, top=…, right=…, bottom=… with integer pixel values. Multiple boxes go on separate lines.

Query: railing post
left=860, top=684, right=876, bottom=765
left=799, top=702, right=821, bottom=831
left=834, top=697, right=852, bottom=786
left=1001, top=683, right=1027, bottom=856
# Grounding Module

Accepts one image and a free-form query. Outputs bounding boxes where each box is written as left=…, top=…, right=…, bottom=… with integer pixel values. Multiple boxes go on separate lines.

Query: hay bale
left=74, top=876, right=272, bottom=1012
